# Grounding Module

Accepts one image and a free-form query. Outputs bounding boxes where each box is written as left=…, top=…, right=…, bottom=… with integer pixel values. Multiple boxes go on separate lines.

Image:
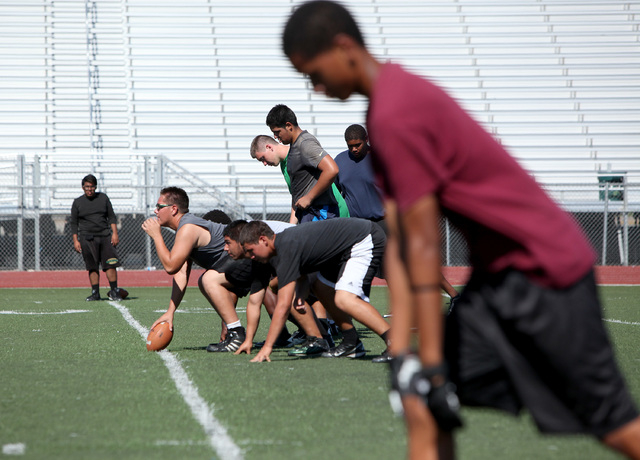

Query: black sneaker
left=206, top=328, right=245, bottom=353
left=371, top=348, right=392, bottom=363
left=86, top=292, right=101, bottom=301
left=321, top=340, right=366, bottom=359
left=254, top=333, right=292, bottom=349
left=286, top=329, right=307, bottom=348
left=107, top=289, right=123, bottom=301
left=288, top=337, right=330, bottom=357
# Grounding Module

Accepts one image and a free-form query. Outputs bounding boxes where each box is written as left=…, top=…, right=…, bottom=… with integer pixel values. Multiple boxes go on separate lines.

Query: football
left=146, top=322, right=173, bottom=351
left=118, top=288, right=129, bottom=300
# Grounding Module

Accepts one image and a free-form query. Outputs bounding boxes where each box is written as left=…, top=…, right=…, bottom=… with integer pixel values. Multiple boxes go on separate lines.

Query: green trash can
left=598, top=174, right=624, bottom=201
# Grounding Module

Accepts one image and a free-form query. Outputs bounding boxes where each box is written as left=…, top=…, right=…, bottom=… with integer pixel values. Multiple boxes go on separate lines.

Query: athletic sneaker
left=288, top=337, right=330, bottom=357
left=107, top=289, right=123, bottom=301
left=286, top=329, right=308, bottom=348
left=86, top=292, right=101, bottom=301
left=321, top=340, right=366, bottom=359
left=254, top=333, right=293, bottom=349
left=206, top=327, right=245, bottom=353
left=371, top=348, right=392, bottom=363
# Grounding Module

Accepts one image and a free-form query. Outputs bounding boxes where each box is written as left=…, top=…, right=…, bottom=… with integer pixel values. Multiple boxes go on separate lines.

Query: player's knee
left=334, top=289, right=357, bottom=310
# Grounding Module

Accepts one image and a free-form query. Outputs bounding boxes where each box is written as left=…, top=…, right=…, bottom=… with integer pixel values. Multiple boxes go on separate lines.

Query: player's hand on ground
left=151, top=312, right=174, bottom=332
left=141, top=217, right=162, bottom=238
left=234, top=340, right=252, bottom=355
left=250, top=347, right=272, bottom=363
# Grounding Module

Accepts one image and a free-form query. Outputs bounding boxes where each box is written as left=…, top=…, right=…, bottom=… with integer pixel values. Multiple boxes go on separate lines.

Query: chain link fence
left=0, top=155, right=638, bottom=271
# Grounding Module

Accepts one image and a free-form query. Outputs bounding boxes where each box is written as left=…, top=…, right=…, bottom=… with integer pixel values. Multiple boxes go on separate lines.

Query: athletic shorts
left=214, top=256, right=252, bottom=298
left=80, top=235, right=120, bottom=272
left=318, top=223, right=385, bottom=301
left=296, top=204, right=340, bottom=223
left=445, top=269, right=638, bottom=437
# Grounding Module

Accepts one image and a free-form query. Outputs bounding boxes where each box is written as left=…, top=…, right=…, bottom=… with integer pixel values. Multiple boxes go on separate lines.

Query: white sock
left=227, top=320, right=242, bottom=329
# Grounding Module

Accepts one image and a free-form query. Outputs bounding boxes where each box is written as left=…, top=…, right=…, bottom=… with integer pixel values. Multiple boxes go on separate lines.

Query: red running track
left=0, top=266, right=638, bottom=289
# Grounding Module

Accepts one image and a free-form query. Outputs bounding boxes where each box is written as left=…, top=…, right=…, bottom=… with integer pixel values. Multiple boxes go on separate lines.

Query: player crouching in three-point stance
left=239, top=218, right=392, bottom=363
left=282, top=2, right=640, bottom=459
left=142, top=187, right=248, bottom=352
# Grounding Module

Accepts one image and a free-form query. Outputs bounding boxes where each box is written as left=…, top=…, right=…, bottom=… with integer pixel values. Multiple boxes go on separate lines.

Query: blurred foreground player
left=70, top=174, right=128, bottom=301
left=282, top=2, right=640, bottom=459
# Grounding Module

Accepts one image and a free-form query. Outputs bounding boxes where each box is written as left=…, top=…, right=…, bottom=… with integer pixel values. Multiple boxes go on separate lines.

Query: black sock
left=276, top=326, right=291, bottom=343
left=341, top=327, right=359, bottom=345
left=109, top=280, right=118, bottom=291
left=91, top=284, right=99, bottom=294
left=319, top=318, right=330, bottom=334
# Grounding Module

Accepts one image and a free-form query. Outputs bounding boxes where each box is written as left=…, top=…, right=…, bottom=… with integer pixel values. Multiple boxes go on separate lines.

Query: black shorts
left=80, top=235, right=120, bottom=272
left=445, top=269, right=638, bottom=437
left=213, top=256, right=252, bottom=298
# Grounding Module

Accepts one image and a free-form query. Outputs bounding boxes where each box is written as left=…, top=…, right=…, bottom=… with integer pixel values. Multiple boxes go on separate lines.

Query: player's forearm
left=244, top=297, right=262, bottom=343
left=402, top=196, right=444, bottom=366
left=169, top=270, right=189, bottom=310
left=153, top=238, right=184, bottom=274
left=304, top=171, right=336, bottom=203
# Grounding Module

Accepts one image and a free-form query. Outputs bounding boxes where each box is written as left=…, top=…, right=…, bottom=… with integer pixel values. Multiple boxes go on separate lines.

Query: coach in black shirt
left=70, top=174, right=127, bottom=301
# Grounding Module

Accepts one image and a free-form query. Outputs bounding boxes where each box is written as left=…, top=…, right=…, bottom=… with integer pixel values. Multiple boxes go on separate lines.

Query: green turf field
left=1, top=286, right=638, bottom=459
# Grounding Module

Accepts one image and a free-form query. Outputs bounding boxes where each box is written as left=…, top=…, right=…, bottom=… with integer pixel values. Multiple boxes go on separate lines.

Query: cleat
left=207, top=328, right=245, bottom=353
left=86, top=292, right=101, bottom=301
left=286, top=329, right=308, bottom=348
left=372, top=348, right=392, bottom=363
left=107, top=289, right=123, bottom=301
left=321, top=340, right=366, bottom=359
left=288, top=337, right=329, bottom=357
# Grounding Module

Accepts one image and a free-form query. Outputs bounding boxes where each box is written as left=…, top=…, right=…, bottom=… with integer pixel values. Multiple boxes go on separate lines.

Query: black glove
left=388, top=354, right=463, bottom=432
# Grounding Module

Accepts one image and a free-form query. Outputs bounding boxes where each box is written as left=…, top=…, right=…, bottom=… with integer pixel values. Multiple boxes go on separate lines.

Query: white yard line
left=0, top=309, right=90, bottom=315
left=109, top=301, right=243, bottom=460
left=604, top=318, right=640, bottom=326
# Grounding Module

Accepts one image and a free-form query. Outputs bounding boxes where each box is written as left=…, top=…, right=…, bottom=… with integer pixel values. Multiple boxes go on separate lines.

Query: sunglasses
left=155, top=203, right=172, bottom=210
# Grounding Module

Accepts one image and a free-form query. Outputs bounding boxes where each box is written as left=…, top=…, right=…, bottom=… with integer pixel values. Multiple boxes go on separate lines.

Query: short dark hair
left=266, top=104, right=298, bottom=129
left=82, top=174, right=97, bottom=187
left=223, top=220, right=248, bottom=240
left=344, top=124, right=367, bottom=142
left=283, top=1, right=364, bottom=61
left=238, top=220, right=274, bottom=245
left=250, top=135, right=276, bottom=159
left=202, top=209, right=232, bottom=224
left=159, top=187, right=189, bottom=214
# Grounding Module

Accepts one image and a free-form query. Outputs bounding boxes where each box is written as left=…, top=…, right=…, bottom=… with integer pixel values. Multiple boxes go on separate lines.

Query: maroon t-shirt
left=367, top=63, right=594, bottom=288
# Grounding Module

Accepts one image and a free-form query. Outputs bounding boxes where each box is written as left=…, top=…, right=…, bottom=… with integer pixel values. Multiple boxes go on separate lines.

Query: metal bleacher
left=0, top=0, right=638, bottom=214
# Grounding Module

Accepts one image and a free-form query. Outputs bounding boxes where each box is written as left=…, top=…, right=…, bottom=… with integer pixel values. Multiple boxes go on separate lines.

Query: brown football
left=146, top=322, right=173, bottom=351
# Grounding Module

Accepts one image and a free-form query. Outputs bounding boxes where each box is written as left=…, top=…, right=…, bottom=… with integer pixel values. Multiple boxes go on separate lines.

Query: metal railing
left=0, top=154, right=638, bottom=271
